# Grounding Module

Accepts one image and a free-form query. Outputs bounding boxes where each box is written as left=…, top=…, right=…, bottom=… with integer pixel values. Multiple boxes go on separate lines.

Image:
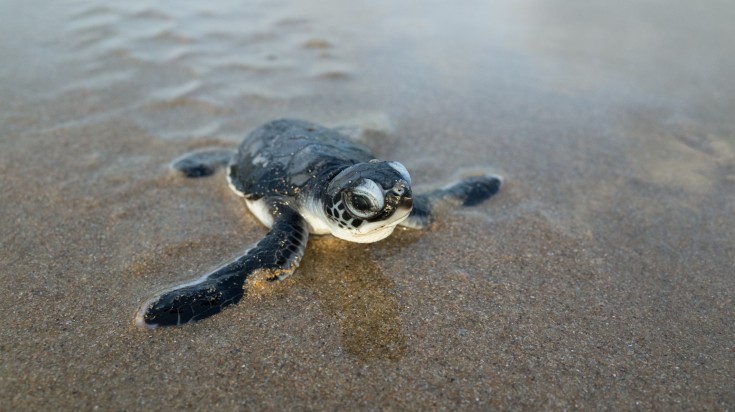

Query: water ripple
left=50, top=0, right=355, bottom=141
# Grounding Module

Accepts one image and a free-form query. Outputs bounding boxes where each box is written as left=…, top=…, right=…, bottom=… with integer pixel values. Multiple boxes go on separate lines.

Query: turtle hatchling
left=136, top=119, right=502, bottom=328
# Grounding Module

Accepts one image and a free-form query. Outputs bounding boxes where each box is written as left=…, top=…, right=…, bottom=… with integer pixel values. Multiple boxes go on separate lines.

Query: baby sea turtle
left=136, top=119, right=502, bottom=328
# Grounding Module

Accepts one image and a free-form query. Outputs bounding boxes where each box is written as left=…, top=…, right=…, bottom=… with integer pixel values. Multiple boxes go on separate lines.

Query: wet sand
left=1, top=0, right=734, bottom=409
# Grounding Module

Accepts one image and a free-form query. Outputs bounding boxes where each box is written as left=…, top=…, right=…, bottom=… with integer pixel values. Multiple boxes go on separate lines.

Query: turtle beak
left=393, top=181, right=412, bottom=212
left=399, top=195, right=413, bottom=211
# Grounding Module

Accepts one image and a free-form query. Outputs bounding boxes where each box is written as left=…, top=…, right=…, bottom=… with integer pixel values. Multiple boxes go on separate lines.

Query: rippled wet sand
left=1, top=0, right=734, bottom=409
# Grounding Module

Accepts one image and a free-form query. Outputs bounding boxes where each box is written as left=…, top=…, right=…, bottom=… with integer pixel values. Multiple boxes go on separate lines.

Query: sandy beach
left=1, top=0, right=733, bottom=409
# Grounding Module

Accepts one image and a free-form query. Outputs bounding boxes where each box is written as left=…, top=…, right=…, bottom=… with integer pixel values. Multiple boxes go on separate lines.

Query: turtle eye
left=343, top=179, right=384, bottom=219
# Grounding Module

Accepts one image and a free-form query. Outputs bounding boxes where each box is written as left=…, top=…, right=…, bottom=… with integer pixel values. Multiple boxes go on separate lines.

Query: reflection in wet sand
left=297, top=237, right=407, bottom=363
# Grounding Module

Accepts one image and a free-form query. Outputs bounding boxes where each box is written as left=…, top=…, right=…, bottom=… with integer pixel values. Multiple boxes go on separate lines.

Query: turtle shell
left=228, top=119, right=374, bottom=200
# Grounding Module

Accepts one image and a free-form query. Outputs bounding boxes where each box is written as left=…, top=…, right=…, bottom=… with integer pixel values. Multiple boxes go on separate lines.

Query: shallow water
left=1, top=0, right=734, bottom=409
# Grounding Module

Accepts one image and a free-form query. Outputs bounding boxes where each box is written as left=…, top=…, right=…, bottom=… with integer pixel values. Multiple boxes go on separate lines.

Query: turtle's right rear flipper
left=172, top=149, right=234, bottom=178
left=135, top=204, right=309, bottom=328
left=400, top=175, right=503, bottom=229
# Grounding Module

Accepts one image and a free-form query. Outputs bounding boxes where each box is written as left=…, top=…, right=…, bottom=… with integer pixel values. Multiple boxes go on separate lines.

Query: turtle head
left=323, top=160, right=413, bottom=243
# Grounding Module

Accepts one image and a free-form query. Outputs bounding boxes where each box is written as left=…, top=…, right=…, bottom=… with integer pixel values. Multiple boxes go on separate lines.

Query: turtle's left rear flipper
left=172, top=149, right=234, bottom=178
left=135, top=204, right=309, bottom=328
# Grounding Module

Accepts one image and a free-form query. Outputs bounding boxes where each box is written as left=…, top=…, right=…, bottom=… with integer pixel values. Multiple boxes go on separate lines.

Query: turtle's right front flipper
left=135, top=203, right=309, bottom=328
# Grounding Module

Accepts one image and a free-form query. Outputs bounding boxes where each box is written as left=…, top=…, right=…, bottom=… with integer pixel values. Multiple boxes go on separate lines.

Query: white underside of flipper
left=227, top=166, right=275, bottom=229
left=245, top=198, right=275, bottom=228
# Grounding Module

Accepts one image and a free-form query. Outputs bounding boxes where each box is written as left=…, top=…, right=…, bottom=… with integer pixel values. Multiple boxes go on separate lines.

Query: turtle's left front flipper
left=400, top=175, right=503, bottom=229
left=135, top=203, right=309, bottom=328
left=172, top=149, right=234, bottom=178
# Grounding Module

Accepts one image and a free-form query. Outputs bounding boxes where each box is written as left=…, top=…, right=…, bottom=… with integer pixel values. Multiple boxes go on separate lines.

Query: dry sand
left=1, top=0, right=733, bottom=410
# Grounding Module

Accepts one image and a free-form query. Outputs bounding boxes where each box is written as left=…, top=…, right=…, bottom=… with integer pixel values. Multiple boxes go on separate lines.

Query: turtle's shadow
left=297, top=233, right=421, bottom=363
